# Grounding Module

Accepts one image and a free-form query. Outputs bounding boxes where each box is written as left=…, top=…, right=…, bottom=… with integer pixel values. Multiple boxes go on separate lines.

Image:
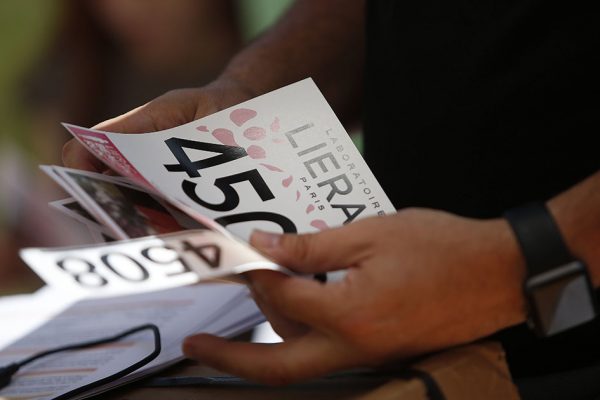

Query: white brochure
left=0, top=283, right=263, bottom=400
left=20, top=230, right=281, bottom=297
left=63, top=78, right=395, bottom=241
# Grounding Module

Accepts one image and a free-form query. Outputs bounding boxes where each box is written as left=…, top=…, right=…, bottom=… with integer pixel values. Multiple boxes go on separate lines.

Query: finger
left=62, top=96, right=189, bottom=170
left=92, top=104, right=158, bottom=133
left=62, top=139, right=106, bottom=171
left=245, top=270, right=336, bottom=326
left=93, top=89, right=198, bottom=133
left=250, top=288, right=308, bottom=339
left=61, top=105, right=156, bottom=171
left=182, top=331, right=353, bottom=385
left=249, top=224, right=371, bottom=273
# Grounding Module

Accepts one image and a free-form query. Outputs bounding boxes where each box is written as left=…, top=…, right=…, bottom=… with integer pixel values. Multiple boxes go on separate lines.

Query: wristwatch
left=504, top=203, right=597, bottom=337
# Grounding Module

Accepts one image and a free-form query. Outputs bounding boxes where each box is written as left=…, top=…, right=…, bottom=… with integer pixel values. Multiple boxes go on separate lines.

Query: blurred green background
left=0, top=0, right=293, bottom=294
left=0, top=0, right=292, bottom=148
left=0, top=1, right=58, bottom=147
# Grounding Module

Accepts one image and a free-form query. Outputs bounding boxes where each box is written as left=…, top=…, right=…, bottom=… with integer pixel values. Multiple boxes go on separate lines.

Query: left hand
left=182, top=208, right=527, bottom=385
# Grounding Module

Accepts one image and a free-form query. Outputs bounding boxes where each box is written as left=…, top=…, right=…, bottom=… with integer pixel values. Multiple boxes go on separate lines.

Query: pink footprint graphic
left=230, top=108, right=257, bottom=127
left=270, top=117, right=280, bottom=132
left=260, top=163, right=283, bottom=172
left=247, top=145, right=266, bottom=159
left=243, top=126, right=266, bottom=141
left=212, top=129, right=239, bottom=147
left=282, top=175, right=293, bottom=187
left=310, top=220, right=329, bottom=230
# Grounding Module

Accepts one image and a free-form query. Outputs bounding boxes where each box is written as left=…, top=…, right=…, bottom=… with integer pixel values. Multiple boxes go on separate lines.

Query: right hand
left=62, top=78, right=255, bottom=171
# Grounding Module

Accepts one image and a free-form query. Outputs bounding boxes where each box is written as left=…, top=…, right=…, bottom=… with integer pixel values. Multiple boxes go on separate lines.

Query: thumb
left=93, top=87, right=205, bottom=133
left=249, top=225, right=370, bottom=273
left=63, top=91, right=198, bottom=170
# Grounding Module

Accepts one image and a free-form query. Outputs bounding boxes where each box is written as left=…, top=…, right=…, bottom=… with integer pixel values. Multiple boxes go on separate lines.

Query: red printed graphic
left=212, top=128, right=239, bottom=147
left=270, top=117, right=280, bottom=133
left=282, top=175, right=293, bottom=187
left=243, top=126, right=266, bottom=141
left=66, top=125, right=152, bottom=188
left=259, top=163, right=283, bottom=172
left=213, top=110, right=325, bottom=228
left=247, top=145, right=266, bottom=159
left=230, top=108, right=257, bottom=127
left=310, top=220, right=329, bottom=230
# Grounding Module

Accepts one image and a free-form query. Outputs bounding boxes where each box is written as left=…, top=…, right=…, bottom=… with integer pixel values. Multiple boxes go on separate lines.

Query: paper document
left=20, top=230, right=280, bottom=297
left=0, top=283, right=262, bottom=400
left=64, top=79, right=395, bottom=241
left=4, top=78, right=396, bottom=399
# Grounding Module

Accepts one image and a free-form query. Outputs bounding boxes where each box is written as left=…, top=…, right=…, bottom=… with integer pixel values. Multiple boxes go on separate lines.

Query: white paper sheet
left=0, top=287, right=75, bottom=351
left=20, top=230, right=282, bottom=297
left=0, top=283, right=260, bottom=400
left=64, top=79, right=396, bottom=242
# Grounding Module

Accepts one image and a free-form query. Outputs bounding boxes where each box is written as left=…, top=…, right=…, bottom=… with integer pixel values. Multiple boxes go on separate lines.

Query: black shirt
left=364, top=0, right=600, bottom=378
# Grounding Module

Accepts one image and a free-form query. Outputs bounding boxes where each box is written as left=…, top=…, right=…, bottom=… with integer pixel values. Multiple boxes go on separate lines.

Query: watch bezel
left=525, top=260, right=597, bottom=337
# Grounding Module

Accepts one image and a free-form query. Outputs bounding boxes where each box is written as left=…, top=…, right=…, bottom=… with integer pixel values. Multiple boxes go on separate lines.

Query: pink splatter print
left=65, top=126, right=151, bottom=188
left=296, top=190, right=301, bottom=201
left=247, top=145, right=266, bottom=159
left=243, top=126, right=266, bottom=141
left=196, top=125, right=209, bottom=132
left=270, top=117, right=280, bottom=132
left=259, top=163, right=283, bottom=172
left=212, top=129, right=238, bottom=146
left=310, top=220, right=329, bottom=230
left=306, top=204, right=315, bottom=214
left=272, top=138, right=285, bottom=144
left=230, top=108, right=257, bottom=126
left=282, top=175, right=293, bottom=187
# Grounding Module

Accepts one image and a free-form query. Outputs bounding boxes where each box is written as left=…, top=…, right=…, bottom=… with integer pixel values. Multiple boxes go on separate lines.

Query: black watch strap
left=504, top=203, right=572, bottom=277
left=504, top=202, right=596, bottom=336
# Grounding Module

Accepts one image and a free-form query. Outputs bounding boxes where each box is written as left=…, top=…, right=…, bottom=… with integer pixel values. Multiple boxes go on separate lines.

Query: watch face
left=527, top=261, right=597, bottom=336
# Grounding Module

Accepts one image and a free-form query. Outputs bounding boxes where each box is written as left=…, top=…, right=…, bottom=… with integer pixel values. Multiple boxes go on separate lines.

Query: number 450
left=163, top=137, right=297, bottom=233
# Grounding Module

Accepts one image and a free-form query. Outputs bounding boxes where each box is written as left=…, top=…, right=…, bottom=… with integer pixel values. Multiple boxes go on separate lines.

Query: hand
left=182, top=208, right=527, bottom=385
left=62, top=78, right=255, bottom=171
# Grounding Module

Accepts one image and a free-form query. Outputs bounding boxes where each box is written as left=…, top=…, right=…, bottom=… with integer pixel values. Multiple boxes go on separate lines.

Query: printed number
left=57, top=257, right=108, bottom=287
left=182, top=240, right=221, bottom=269
left=164, top=137, right=296, bottom=232
left=141, top=245, right=192, bottom=276
left=183, top=169, right=275, bottom=212
left=164, top=138, right=247, bottom=178
left=215, top=212, right=297, bottom=233
left=100, top=252, right=150, bottom=282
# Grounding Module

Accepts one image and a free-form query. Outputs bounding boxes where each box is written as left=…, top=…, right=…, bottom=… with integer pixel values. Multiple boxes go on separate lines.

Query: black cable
left=0, top=323, right=161, bottom=399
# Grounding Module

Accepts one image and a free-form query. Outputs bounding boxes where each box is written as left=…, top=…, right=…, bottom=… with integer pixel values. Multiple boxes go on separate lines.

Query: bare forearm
left=455, top=171, right=600, bottom=335
left=220, top=0, right=365, bottom=123
left=548, top=170, right=600, bottom=286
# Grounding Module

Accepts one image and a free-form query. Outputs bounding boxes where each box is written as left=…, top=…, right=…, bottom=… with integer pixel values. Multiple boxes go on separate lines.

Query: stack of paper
left=0, top=283, right=262, bottom=399
left=0, top=79, right=395, bottom=399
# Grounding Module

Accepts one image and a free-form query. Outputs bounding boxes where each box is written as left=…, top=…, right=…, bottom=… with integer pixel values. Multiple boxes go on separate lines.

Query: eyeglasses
left=0, top=323, right=161, bottom=398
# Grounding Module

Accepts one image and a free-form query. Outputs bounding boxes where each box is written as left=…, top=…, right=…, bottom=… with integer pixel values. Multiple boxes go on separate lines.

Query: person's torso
left=364, top=0, right=600, bottom=378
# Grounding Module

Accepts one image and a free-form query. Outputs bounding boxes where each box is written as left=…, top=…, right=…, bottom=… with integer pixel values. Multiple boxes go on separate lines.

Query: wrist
left=503, top=202, right=598, bottom=336
left=474, top=218, right=528, bottom=330
left=547, top=189, right=600, bottom=288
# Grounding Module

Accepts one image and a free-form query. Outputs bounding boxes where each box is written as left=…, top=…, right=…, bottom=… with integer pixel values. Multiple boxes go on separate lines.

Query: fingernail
left=250, top=230, right=281, bottom=253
